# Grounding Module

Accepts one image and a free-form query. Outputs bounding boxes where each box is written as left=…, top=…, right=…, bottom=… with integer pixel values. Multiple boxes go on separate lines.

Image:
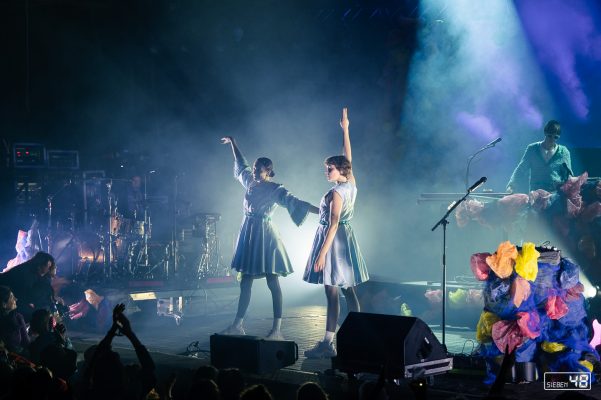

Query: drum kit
left=40, top=174, right=225, bottom=285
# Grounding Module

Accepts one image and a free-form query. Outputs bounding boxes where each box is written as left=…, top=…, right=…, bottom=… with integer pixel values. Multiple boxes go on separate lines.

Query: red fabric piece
left=560, top=172, right=588, bottom=218
left=529, top=189, right=553, bottom=211
left=566, top=283, right=584, bottom=302
left=470, top=253, right=491, bottom=281
left=498, top=194, right=530, bottom=217
left=517, top=311, right=541, bottom=339
left=455, top=199, right=485, bottom=227
left=492, top=320, right=527, bottom=354
left=424, top=289, right=442, bottom=304
left=546, top=295, right=569, bottom=320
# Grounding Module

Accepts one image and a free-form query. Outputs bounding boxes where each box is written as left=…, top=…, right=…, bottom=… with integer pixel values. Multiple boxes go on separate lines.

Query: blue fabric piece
left=559, top=298, right=587, bottom=326
left=558, top=258, right=580, bottom=290
left=515, top=339, right=537, bottom=362
left=531, top=262, right=560, bottom=306
left=483, top=275, right=514, bottom=319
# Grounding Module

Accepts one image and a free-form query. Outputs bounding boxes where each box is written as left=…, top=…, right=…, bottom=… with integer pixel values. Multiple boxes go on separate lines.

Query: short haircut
left=544, top=120, right=561, bottom=136
left=324, top=155, right=352, bottom=177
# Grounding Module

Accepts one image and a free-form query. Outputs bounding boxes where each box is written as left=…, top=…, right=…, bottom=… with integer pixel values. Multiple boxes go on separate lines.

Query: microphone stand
left=465, top=144, right=495, bottom=192
left=432, top=181, right=483, bottom=351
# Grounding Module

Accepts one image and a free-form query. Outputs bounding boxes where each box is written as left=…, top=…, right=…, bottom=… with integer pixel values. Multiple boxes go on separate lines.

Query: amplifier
left=210, top=334, right=298, bottom=374
left=13, top=143, right=46, bottom=168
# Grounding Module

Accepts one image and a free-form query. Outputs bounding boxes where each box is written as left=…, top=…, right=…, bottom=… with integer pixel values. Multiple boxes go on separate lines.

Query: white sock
left=272, top=318, right=282, bottom=332
left=233, top=317, right=243, bottom=328
left=323, top=330, right=335, bottom=344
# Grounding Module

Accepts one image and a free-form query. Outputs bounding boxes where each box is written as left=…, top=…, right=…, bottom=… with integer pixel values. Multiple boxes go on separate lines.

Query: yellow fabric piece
left=486, top=241, right=518, bottom=279
left=515, top=242, right=540, bottom=281
left=476, top=311, right=500, bottom=343
left=449, top=288, right=467, bottom=305
left=400, top=303, right=413, bottom=316
left=579, top=360, right=593, bottom=372
left=541, top=341, right=566, bottom=353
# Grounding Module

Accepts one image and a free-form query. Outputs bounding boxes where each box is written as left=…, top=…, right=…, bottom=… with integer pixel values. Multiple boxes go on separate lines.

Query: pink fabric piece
left=546, top=295, right=569, bottom=320
left=492, top=320, right=527, bottom=354
left=560, top=172, right=588, bottom=218
left=455, top=199, right=485, bottom=227
left=69, top=299, right=90, bottom=320
left=470, top=253, right=491, bottom=281
left=566, top=283, right=584, bottom=302
left=425, top=289, right=442, bottom=304
left=498, top=194, right=530, bottom=217
left=466, top=289, right=483, bottom=305
left=529, top=189, right=553, bottom=211
left=517, top=311, right=541, bottom=339
left=510, top=277, right=531, bottom=307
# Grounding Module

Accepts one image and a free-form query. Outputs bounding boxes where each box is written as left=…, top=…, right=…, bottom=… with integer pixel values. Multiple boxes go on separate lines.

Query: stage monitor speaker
left=210, top=334, right=298, bottom=374
left=335, top=312, right=452, bottom=379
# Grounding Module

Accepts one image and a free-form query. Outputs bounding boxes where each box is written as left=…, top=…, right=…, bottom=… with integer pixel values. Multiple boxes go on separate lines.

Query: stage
left=66, top=303, right=600, bottom=399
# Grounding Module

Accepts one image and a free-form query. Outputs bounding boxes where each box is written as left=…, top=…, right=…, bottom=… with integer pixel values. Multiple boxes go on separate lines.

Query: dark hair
left=0, top=286, right=11, bottom=305
left=297, top=382, right=328, bottom=400
left=324, top=155, right=352, bottom=177
left=544, top=120, right=561, bottom=136
left=29, top=252, right=55, bottom=272
left=240, top=384, right=273, bottom=400
left=255, top=157, right=275, bottom=178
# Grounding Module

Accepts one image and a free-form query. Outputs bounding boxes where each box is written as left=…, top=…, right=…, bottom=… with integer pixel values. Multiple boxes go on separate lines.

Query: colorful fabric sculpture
left=472, top=242, right=599, bottom=384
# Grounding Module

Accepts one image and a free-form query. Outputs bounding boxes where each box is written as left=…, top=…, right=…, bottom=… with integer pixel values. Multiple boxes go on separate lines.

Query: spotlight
left=579, top=273, right=598, bottom=299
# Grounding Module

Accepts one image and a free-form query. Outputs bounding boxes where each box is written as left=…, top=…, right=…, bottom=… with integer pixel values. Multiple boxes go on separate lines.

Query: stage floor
left=66, top=303, right=601, bottom=399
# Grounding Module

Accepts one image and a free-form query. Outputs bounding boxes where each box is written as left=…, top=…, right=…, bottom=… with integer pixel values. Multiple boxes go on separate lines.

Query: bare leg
left=235, top=274, right=254, bottom=319
left=265, top=274, right=284, bottom=339
left=265, top=274, right=282, bottom=319
left=341, top=286, right=360, bottom=313
left=325, top=285, right=339, bottom=333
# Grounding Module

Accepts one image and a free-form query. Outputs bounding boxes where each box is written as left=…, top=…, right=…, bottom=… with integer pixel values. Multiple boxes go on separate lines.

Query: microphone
left=562, top=162, right=573, bottom=177
left=483, top=137, right=502, bottom=148
left=468, top=176, right=487, bottom=193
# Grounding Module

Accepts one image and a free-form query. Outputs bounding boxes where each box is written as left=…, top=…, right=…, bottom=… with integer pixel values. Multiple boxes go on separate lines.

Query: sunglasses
left=546, top=134, right=560, bottom=139
left=326, top=166, right=336, bottom=172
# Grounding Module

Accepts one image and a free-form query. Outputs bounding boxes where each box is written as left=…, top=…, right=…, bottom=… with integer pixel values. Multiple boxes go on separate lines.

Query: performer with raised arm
left=303, top=108, right=369, bottom=358
left=506, top=120, right=572, bottom=194
left=220, top=136, right=318, bottom=340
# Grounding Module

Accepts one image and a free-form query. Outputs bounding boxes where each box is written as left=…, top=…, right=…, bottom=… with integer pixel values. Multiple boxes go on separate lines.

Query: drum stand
left=195, top=215, right=221, bottom=279
left=105, top=179, right=118, bottom=280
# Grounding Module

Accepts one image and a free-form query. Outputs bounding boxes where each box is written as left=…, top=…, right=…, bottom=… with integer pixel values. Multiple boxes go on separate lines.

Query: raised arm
left=221, top=136, right=244, bottom=163
left=340, top=108, right=356, bottom=185
left=221, top=136, right=253, bottom=188
left=340, top=108, right=351, bottom=163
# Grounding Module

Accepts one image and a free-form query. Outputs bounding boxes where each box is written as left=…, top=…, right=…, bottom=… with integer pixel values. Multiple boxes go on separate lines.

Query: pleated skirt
left=303, top=223, right=369, bottom=287
left=231, top=216, right=293, bottom=276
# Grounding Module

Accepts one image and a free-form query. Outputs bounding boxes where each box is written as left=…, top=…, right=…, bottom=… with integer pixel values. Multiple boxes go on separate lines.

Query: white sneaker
left=265, top=329, right=285, bottom=341
left=304, top=340, right=337, bottom=359
left=220, top=324, right=245, bottom=335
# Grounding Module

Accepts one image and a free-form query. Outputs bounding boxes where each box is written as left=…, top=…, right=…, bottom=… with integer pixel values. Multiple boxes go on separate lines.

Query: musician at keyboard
left=506, top=120, right=572, bottom=194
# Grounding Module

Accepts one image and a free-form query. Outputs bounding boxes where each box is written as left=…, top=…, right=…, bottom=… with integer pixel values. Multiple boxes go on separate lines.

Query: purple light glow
left=455, top=112, right=500, bottom=140
left=517, top=0, right=601, bottom=120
